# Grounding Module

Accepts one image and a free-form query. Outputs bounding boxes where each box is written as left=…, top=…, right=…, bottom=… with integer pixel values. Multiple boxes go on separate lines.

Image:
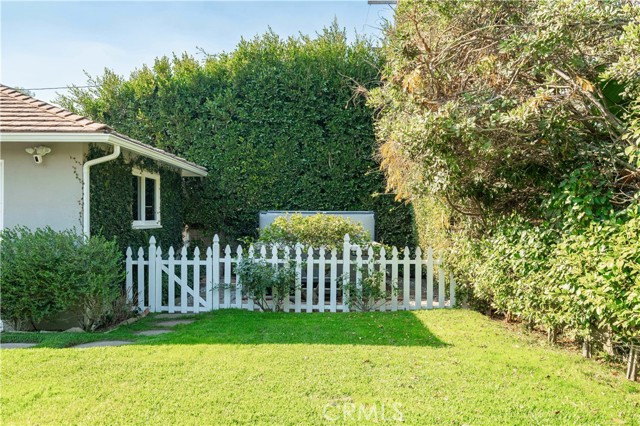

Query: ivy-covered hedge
left=88, top=145, right=184, bottom=251
left=60, top=25, right=416, bottom=247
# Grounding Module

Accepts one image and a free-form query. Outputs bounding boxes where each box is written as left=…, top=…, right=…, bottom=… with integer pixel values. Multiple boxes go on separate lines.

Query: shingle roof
left=0, top=84, right=207, bottom=176
left=0, top=85, right=108, bottom=132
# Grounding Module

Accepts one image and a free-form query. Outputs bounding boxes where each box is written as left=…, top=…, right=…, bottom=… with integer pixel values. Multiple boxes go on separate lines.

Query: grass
left=1, top=309, right=639, bottom=425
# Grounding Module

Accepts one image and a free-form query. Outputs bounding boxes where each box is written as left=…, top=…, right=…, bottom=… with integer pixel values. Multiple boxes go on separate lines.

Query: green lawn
left=2, top=310, right=639, bottom=425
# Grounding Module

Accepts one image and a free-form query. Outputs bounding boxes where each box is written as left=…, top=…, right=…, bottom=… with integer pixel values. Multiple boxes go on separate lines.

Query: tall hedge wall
left=88, top=145, right=184, bottom=252
left=61, top=25, right=416, bottom=247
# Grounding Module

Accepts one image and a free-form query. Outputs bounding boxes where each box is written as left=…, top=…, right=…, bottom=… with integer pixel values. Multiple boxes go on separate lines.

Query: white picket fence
left=125, top=234, right=456, bottom=313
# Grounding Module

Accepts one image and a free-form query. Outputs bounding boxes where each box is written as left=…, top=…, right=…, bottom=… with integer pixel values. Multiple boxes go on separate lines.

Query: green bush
left=0, top=227, right=80, bottom=330
left=451, top=197, right=640, bottom=352
left=235, top=259, right=296, bottom=312
left=73, top=235, right=126, bottom=331
left=258, top=213, right=371, bottom=250
left=342, top=270, right=394, bottom=312
left=0, top=227, right=126, bottom=331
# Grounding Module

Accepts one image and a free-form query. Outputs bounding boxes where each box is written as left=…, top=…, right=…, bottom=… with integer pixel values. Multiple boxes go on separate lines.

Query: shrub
left=258, top=213, right=371, bottom=250
left=342, top=270, right=394, bottom=312
left=0, top=227, right=127, bottom=331
left=235, top=258, right=296, bottom=312
left=0, top=227, right=80, bottom=330
left=73, top=235, right=126, bottom=331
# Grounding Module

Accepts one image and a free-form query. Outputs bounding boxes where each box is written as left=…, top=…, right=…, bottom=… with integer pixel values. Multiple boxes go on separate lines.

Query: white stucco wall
left=0, top=142, right=85, bottom=231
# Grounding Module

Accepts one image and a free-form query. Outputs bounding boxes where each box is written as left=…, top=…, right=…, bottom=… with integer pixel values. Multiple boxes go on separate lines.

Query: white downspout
left=82, top=144, right=121, bottom=237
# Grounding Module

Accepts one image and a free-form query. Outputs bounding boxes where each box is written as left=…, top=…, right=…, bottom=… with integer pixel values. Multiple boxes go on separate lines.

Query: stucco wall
left=0, top=142, right=85, bottom=231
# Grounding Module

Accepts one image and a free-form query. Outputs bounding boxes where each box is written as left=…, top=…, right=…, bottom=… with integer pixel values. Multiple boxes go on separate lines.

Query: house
left=0, top=84, right=207, bottom=243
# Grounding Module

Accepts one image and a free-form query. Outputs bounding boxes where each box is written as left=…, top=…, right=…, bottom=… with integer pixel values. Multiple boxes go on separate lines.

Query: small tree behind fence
left=125, top=234, right=456, bottom=313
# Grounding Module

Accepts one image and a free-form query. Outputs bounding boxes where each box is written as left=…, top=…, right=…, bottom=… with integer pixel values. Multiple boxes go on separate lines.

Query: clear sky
left=0, top=1, right=394, bottom=103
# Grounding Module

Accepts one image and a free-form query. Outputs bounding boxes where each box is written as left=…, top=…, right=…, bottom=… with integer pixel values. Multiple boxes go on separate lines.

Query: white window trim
left=132, top=168, right=162, bottom=230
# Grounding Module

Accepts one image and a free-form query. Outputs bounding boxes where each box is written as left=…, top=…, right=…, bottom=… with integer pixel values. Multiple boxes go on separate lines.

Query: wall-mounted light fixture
left=25, top=146, right=52, bottom=164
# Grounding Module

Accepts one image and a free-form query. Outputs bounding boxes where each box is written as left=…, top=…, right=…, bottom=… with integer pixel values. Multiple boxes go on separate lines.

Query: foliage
left=258, top=213, right=371, bottom=250
left=0, top=227, right=81, bottom=329
left=371, top=0, right=640, bottom=363
left=72, top=235, right=127, bottom=331
left=58, top=24, right=415, bottom=247
left=412, top=197, right=453, bottom=251
left=0, top=227, right=127, bottom=330
left=452, top=193, right=640, bottom=349
left=87, top=145, right=185, bottom=252
left=370, top=0, right=640, bottom=217
left=235, top=258, right=296, bottom=312
left=342, top=269, right=394, bottom=312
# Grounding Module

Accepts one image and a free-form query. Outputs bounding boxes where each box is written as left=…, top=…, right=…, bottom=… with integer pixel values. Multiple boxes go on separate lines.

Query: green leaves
left=0, top=227, right=125, bottom=330
left=58, top=24, right=414, bottom=246
left=235, top=259, right=296, bottom=312
left=258, top=213, right=371, bottom=250
left=371, top=0, right=639, bottom=220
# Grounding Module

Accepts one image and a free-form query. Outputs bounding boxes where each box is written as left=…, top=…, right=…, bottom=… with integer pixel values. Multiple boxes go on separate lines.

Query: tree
left=58, top=24, right=415, bottom=246
left=369, top=0, right=640, bottom=222
left=369, top=0, right=640, bottom=376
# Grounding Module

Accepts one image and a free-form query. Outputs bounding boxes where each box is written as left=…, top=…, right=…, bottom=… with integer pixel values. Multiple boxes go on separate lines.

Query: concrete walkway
left=155, top=313, right=195, bottom=319
left=72, top=341, right=134, bottom=348
left=155, top=320, right=194, bottom=327
left=1, top=343, right=37, bottom=349
left=134, top=329, right=172, bottom=336
left=5, top=314, right=198, bottom=350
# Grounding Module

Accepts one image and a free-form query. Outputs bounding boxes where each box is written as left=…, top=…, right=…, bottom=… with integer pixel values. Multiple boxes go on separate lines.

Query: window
left=132, top=169, right=161, bottom=229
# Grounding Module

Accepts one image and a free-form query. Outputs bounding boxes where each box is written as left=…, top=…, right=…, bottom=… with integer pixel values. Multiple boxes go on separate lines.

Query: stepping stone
left=1, top=343, right=37, bottom=349
left=155, top=313, right=193, bottom=319
left=72, top=341, right=133, bottom=348
left=155, top=320, right=194, bottom=327
left=134, top=329, right=172, bottom=336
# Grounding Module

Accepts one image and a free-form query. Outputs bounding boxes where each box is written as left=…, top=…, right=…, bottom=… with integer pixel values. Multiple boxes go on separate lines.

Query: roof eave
left=0, top=132, right=208, bottom=177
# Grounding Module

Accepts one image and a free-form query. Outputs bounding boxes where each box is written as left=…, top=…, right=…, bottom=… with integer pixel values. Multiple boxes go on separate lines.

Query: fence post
left=449, top=272, right=456, bottom=308
left=180, top=246, right=188, bottom=314
left=415, top=246, right=422, bottom=310
left=438, top=253, right=445, bottom=309
left=193, top=246, right=201, bottom=313
left=306, top=247, right=314, bottom=312
left=206, top=246, right=213, bottom=311
left=427, top=247, right=434, bottom=309
left=238, top=246, right=245, bottom=309
left=224, top=245, right=232, bottom=308
left=137, top=247, right=145, bottom=309
left=355, top=245, right=363, bottom=291
left=125, top=247, right=133, bottom=303
left=295, top=245, right=302, bottom=313
left=379, top=247, right=387, bottom=312
left=318, top=247, right=326, bottom=313
left=271, top=245, right=279, bottom=312
left=284, top=246, right=291, bottom=312
left=155, top=246, right=163, bottom=312
left=148, top=236, right=157, bottom=312
left=391, top=247, right=399, bottom=311
left=168, top=247, right=176, bottom=313
left=403, top=247, right=410, bottom=310
left=342, top=234, right=351, bottom=312
left=212, top=235, right=220, bottom=310
left=330, top=248, right=338, bottom=313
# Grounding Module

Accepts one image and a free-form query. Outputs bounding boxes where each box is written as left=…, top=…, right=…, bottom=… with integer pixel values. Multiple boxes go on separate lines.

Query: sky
left=0, top=1, right=395, bottom=103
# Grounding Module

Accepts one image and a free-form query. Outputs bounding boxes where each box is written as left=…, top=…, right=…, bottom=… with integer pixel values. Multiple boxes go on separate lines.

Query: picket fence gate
left=125, top=234, right=456, bottom=313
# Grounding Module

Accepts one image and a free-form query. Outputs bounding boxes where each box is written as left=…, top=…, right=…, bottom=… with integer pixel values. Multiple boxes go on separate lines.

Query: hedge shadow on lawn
left=140, top=310, right=448, bottom=347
